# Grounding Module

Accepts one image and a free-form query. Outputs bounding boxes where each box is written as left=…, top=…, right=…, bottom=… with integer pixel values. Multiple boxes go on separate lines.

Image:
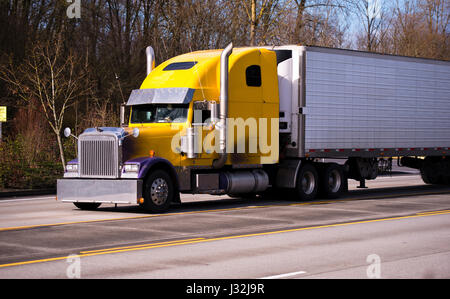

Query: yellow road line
left=79, top=239, right=209, bottom=258
left=0, top=209, right=449, bottom=269
left=0, top=238, right=210, bottom=269
left=79, top=238, right=205, bottom=254
left=0, top=215, right=159, bottom=232
left=0, top=256, right=70, bottom=268
left=416, top=209, right=450, bottom=216
left=196, top=210, right=450, bottom=242
left=0, top=206, right=264, bottom=232
left=1, top=189, right=449, bottom=232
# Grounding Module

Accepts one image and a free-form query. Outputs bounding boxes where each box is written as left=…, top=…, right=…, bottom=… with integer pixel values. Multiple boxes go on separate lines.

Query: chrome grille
left=79, top=134, right=119, bottom=178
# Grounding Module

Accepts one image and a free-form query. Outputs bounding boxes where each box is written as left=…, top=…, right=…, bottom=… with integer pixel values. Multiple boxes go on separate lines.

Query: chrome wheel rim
left=150, top=178, right=169, bottom=205
left=328, top=169, right=341, bottom=193
left=301, top=171, right=315, bottom=195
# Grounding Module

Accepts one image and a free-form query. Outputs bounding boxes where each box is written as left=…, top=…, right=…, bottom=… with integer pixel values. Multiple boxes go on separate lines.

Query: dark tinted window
left=163, top=61, right=198, bottom=71
left=246, top=65, right=261, bottom=87
left=193, top=109, right=211, bottom=124
left=130, top=104, right=189, bottom=123
left=201, top=110, right=211, bottom=124
left=275, top=50, right=292, bottom=65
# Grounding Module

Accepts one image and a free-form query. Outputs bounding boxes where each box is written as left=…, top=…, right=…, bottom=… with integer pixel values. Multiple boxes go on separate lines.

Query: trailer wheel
left=321, top=163, right=344, bottom=199
left=295, top=163, right=319, bottom=201
left=73, top=202, right=101, bottom=210
left=420, top=157, right=444, bottom=185
left=143, top=169, right=174, bottom=213
left=443, top=158, right=450, bottom=185
left=420, top=167, right=433, bottom=184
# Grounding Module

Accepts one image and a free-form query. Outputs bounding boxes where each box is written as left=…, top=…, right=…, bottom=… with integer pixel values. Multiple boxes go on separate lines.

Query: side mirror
left=120, top=104, right=126, bottom=127
left=64, top=127, right=71, bottom=138
left=63, top=127, right=78, bottom=139
left=132, top=128, right=140, bottom=138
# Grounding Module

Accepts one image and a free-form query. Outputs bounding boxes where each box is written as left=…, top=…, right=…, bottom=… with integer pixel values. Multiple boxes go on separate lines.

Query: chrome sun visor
left=126, top=88, right=195, bottom=106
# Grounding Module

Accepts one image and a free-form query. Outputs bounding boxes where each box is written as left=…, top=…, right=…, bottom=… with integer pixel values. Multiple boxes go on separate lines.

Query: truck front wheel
left=143, top=169, right=174, bottom=213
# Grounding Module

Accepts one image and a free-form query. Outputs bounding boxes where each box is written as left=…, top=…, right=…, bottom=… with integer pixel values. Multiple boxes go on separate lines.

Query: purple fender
left=123, top=157, right=181, bottom=203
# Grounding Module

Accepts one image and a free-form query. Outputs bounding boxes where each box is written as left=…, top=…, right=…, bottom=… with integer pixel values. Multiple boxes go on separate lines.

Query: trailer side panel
left=302, top=47, right=450, bottom=157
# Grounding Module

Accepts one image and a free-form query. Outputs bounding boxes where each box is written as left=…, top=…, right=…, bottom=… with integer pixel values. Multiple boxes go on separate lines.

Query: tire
left=295, top=163, right=319, bottom=201
left=73, top=202, right=101, bottom=210
left=443, top=174, right=450, bottom=185
left=421, top=157, right=444, bottom=185
left=143, top=169, right=174, bottom=213
left=420, top=167, right=433, bottom=184
left=320, top=163, right=345, bottom=199
left=443, top=159, right=450, bottom=185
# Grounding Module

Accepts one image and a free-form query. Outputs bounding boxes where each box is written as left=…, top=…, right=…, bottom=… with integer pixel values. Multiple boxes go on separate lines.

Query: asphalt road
left=0, top=174, right=449, bottom=279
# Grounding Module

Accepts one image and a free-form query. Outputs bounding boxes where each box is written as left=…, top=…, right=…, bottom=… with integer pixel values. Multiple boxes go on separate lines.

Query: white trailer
left=272, top=45, right=450, bottom=194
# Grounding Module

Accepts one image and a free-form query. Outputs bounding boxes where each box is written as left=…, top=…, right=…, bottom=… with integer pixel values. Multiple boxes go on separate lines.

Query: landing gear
left=357, top=179, right=367, bottom=189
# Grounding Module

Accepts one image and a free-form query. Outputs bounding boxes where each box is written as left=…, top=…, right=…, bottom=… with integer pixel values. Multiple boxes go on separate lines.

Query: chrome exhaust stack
left=213, top=42, right=233, bottom=169
left=146, top=46, right=155, bottom=76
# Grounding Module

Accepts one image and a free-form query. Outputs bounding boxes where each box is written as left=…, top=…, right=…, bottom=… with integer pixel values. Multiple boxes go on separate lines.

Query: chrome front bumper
left=57, top=179, right=143, bottom=204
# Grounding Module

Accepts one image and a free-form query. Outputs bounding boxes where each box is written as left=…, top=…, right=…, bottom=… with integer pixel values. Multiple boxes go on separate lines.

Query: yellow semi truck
left=58, top=43, right=450, bottom=212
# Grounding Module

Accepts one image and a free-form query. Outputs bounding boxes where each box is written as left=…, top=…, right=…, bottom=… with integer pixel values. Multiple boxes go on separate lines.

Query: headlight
left=65, top=164, right=78, bottom=172
left=124, top=164, right=140, bottom=173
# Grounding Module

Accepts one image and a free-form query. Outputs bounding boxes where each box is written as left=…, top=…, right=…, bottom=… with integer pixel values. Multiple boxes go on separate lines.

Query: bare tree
left=354, top=0, right=390, bottom=52
left=388, top=0, right=449, bottom=59
left=0, top=35, right=92, bottom=168
left=289, top=0, right=352, bottom=44
left=237, top=0, right=281, bottom=46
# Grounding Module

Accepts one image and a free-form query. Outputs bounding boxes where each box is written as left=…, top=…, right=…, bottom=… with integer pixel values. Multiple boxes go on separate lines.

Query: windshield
left=130, top=104, right=189, bottom=123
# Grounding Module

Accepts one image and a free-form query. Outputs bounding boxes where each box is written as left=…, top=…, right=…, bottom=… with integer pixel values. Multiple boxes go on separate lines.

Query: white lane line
left=260, top=270, right=307, bottom=279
